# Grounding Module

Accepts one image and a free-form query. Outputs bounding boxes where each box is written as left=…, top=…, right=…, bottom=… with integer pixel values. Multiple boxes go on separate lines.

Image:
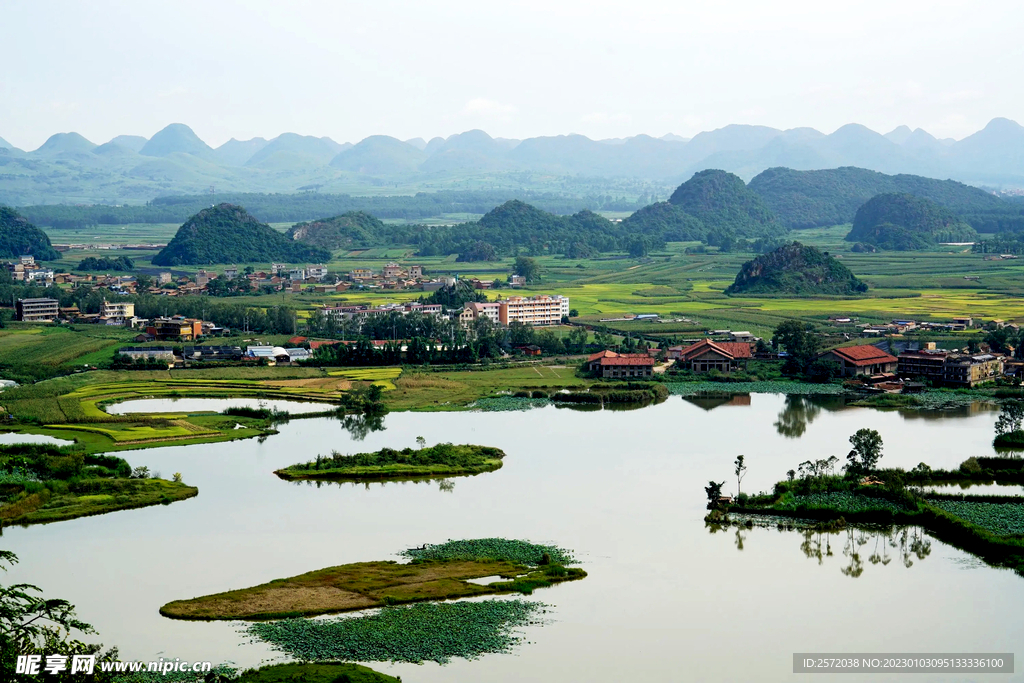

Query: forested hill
left=748, top=167, right=1014, bottom=230
left=20, top=190, right=649, bottom=229
left=845, top=193, right=978, bottom=251
left=619, top=169, right=787, bottom=247
left=152, top=204, right=331, bottom=266
left=286, top=211, right=395, bottom=250
left=725, top=242, right=867, bottom=296
left=0, top=206, right=60, bottom=260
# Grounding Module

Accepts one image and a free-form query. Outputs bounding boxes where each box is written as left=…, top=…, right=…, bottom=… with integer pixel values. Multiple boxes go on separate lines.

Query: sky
left=2, top=0, right=1023, bottom=150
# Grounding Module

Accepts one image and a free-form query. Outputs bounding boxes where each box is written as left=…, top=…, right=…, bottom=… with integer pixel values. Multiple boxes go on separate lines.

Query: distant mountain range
left=5, top=120, right=1024, bottom=205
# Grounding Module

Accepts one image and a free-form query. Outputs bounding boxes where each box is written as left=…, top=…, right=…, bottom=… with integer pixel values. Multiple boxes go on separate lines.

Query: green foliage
left=513, top=255, right=540, bottom=282
left=774, top=491, right=910, bottom=514
left=0, top=206, right=60, bottom=260
left=620, top=201, right=706, bottom=241
left=282, top=443, right=504, bottom=477
left=846, top=193, right=978, bottom=250
left=930, top=500, right=1024, bottom=536
left=847, top=428, right=884, bottom=473
left=245, top=599, right=544, bottom=664
left=748, top=166, right=1008, bottom=229
left=152, top=203, right=331, bottom=266
left=76, top=256, right=134, bottom=272
left=772, top=320, right=821, bottom=375
left=995, top=400, right=1024, bottom=436
left=725, top=242, right=867, bottom=295
left=400, top=538, right=575, bottom=565
left=234, top=662, right=399, bottom=683
left=668, top=169, right=786, bottom=240
left=705, top=480, right=725, bottom=505
left=286, top=211, right=388, bottom=250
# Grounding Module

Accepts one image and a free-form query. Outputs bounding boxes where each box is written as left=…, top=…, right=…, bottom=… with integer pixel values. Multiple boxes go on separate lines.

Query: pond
left=0, top=432, right=74, bottom=446
left=105, top=397, right=336, bottom=415
left=3, top=393, right=1023, bottom=683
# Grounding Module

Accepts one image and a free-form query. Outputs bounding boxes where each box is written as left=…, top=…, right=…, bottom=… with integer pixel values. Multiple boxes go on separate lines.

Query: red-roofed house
left=819, top=345, right=898, bottom=377
left=672, top=339, right=752, bottom=373
left=586, top=350, right=656, bottom=378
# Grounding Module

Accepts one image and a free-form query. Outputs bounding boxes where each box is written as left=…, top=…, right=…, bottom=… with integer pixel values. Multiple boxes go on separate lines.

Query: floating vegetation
left=401, top=538, right=576, bottom=566
left=470, top=396, right=550, bottom=411
left=775, top=492, right=911, bottom=514
left=931, top=500, right=1024, bottom=536
left=245, top=599, right=545, bottom=664
left=666, top=381, right=847, bottom=396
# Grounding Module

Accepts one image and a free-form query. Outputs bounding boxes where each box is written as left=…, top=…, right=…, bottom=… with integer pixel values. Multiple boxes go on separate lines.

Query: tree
left=0, top=551, right=119, bottom=682
left=847, top=428, right=883, bottom=474
left=734, top=455, right=747, bottom=496
left=416, top=436, right=427, bottom=449
left=705, top=481, right=725, bottom=508
left=513, top=256, right=540, bottom=282
left=134, top=273, right=153, bottom=291
left=568, top=308, right=579, bottom=318
left=772, top=320, right=820, bottom=375
left=995, top=400, right=1024, bottom=436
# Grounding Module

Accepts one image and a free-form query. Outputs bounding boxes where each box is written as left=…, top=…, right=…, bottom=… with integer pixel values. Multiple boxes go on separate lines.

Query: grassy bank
left=161, top=556, right=585, bottom=620
left=0, top=444, right=197, bottom=526
left=275, top=443, right=505, bottom=481
left=710, top=457, right=1024, bottom=574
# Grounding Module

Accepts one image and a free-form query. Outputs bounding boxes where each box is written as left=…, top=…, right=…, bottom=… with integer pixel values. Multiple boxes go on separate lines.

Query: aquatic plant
left=930, top=500, right=1024, bottom=537
left=400, top=538, right=576, bottom=565
left=245, top=599, right=545, bottom=664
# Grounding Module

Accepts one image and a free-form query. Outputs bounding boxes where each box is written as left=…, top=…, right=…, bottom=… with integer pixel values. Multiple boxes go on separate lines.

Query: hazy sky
left=2, top=0, right=1022, bottom=150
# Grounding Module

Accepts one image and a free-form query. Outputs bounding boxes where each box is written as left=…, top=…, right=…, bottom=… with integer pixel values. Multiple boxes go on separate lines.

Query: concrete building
left=586, top=350, right=656, bottom=378
left=498, top=295, right=569, bottom=326
left=673, top=339, right=752, bottom=373
left=383, top=262, right=403, bottom=279
left=158, top=272, right=172, bottom=284
left=147, top=317, right=204, bottom=341
left=463, top=301, right=501, bottom=323
left=16, top=298, right=59, bottom=322
left=223, top=266, right=238, bottom=280
left=409, top=265, right=423, bottom=278
left=307, top=264, right=329, bottom=281
left=943, top=354, right=1003, bottom=387
left=897, top=348, right=948, bottom=382
left=101, top=300, right=135, bottom=320
left=819, top=345, right=898, bottom=377
left=117, top=346, right=175, bottom=362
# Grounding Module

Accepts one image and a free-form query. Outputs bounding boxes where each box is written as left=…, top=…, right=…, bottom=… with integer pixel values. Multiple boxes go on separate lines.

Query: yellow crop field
left=327, top=367, right=402, bottom=389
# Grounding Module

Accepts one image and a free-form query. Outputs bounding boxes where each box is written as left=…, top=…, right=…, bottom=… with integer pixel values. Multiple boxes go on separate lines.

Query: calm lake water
left=4, top=394, right=1023, bottom=683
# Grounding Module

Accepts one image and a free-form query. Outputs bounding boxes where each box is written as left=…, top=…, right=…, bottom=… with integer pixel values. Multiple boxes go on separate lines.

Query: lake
left=3, top=394, right=1023, bottom=683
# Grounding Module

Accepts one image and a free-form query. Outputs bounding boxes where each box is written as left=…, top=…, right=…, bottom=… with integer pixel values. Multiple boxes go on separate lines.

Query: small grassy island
left=160, top=538, right=584, bottom=621
left=0, top=443, right=196, bottom=525
left=274, top=442, right=506, bottom=481
left=707, top=428, right=1024, bottom=574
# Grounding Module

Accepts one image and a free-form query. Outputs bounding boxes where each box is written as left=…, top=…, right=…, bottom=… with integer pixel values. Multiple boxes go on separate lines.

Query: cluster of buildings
left=347, top=264, right=525, bottom=292
left=6, top=256, right=54, bottom=286
left=586, top=350, right=656, bottom=378
left=827, top=316, right=979, bottom=336
left=118, top=342, right=311, bottom=367
left=318, top=294, right=570, bottom=329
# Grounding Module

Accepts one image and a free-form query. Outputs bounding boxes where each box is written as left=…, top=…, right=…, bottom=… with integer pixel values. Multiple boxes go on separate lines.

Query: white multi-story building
left=102, top=300, right=135, bottom=320
left=462, top=301, right=501, bottom=324
left=498, top=295, right=569, bottom=327
left=306, top=264, right=329, bottom=281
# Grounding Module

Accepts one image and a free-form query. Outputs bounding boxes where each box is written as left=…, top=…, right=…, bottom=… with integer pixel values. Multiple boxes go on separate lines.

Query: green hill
left=845, top=193, right=978, bottom=250
left=725, top=242, right=867, bottom=296
left=668, top=169, right=784, bottom=239
left=153, top=204, right=331, bottom=266
left=0, top=207, right=60, bottom=260
left=286, top=211, right=391, bottom=250
left=748, top=167, right=1008, bottom=229
left=620, top=201, right=706, bottom=241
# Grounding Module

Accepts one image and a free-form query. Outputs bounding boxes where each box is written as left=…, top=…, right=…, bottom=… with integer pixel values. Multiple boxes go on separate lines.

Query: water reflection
left=681, top=393, right=752, bottom=411
left=774, top=396, right=822, bottom=438
left=283, top=474, right=468, bottom=491
left=712, top=521, right=932, bottom=577
left=337, top=412, right=386, bottom=440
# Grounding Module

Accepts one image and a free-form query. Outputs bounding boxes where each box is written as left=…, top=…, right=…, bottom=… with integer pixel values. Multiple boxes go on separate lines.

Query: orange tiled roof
left=677, top=339, right=752, bottom=361
left=828, top=345, right=898, bottom=366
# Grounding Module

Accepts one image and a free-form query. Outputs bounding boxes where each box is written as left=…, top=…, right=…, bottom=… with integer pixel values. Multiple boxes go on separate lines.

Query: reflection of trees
left=735, top=528, right=746, bottom=551
left=774, top=396, right=822, bottom=438
left=338, top=412, right=386, bottom=440
left=793, top=526, right=932, bottom=577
